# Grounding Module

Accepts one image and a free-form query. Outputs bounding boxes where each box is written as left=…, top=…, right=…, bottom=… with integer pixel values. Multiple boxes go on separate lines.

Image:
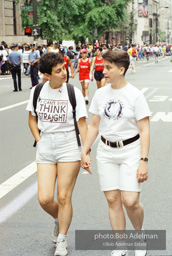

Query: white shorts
left=79, top=79, right=90, bottom=83
left=96, top=139, right=142, bottom=192
left=130, top=56, right=136, bottom=65
left=36, top=130, right=81, bottom=164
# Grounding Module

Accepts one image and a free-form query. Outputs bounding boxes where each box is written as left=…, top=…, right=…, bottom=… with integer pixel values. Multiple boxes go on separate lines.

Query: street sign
left=28, top=11, right=33, bottom=16
left=21, top=6, right=33, bottom=11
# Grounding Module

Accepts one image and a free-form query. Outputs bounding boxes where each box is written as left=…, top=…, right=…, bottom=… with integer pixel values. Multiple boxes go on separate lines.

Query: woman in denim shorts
left=27, top=52, right=88, bottom=256
left=81, top=50, right=151, bottom=256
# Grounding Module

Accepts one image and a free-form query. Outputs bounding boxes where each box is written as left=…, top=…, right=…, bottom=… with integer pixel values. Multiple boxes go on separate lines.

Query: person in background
left=1, top=44, right=8, bottom=75
left=28, top=44, right=40, bottom=88
left=8, top=44, right=22, bottom=92
left=73, top=48, right=92, bottom=105
left=59, top=48, right=74, bottom=83
left=90, top=47, right=105, bottom=89
left=153, top=44, right=159, bottom=63
left=127, top=44, right=138, bottom=73
left=47, top=41, right=54, bottom=53
left=102, top=44, right=109, bottom=54
left=53, top=43, right=60, bottom=53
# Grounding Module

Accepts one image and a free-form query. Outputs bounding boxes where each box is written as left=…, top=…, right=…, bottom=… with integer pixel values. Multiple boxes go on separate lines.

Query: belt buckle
left=116, top=141, right=123, bottom=148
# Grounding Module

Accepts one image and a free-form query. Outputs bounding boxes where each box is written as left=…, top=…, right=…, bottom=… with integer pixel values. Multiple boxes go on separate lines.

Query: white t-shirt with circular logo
left=89, top=83, right=151, bottom=141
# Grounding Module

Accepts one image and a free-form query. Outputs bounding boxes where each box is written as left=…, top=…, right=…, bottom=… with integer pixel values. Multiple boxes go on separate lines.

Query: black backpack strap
left=66, top=83, right=81, bottom=147
left=32, top=83, right=44, bottom=147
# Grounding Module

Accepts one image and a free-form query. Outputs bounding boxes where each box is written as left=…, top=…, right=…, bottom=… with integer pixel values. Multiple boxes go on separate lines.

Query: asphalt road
left=0, top=55, right=172, bottom=256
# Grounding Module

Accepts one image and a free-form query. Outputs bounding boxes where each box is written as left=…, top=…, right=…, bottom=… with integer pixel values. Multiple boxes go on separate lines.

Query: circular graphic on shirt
left=104, top=99, right=123, bottom=120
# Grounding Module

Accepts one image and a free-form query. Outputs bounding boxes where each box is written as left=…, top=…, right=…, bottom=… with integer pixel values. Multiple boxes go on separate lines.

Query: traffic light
left=33, top=26, right=42, bottom=37
left=25, top=28, right=32, bottom=36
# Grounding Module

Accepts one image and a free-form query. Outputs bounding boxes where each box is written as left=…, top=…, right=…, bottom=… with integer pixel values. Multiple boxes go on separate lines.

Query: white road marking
left=143, top=57, right=168, bottom=66
left=0, top=182, right=37, bottom=223
left=140, top=88, right=149, bottom=94
left=0, top=77, right=11, bottom=80
left=143, top=62, right=155, bottom=67
left=0, top=100, right=28, bottom=112
left=145, top=88, right=159, bottom=99
left=168, top=69, right=172, bottom=72
left=151, top=112, right=172, bottom=122
left=0, top=162, right=36, bottom=199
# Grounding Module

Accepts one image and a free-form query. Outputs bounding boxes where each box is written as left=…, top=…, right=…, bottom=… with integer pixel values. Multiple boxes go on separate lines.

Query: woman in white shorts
left=81, top=49, right=151, bottom=256
left=26, top=52, right=88, bottom=256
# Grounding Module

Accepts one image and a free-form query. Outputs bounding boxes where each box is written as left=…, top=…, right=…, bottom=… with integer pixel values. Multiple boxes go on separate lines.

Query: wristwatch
left=140, top=157, right=148, bottom=162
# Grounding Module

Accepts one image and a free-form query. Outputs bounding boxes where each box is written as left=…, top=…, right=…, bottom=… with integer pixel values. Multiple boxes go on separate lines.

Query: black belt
left=101, top=134, right=140, bottom=148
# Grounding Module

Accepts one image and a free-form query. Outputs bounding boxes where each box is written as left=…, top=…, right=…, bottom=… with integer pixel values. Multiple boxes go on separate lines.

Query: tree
left=38, top=0, right=80, bottom=40
left=158, top=29, right=166, bottom=43
left=72, top=0, right=131, bottom=43
left=17, top=0, right=34, bottom=29
left=18, top=0, right=131, bottom=43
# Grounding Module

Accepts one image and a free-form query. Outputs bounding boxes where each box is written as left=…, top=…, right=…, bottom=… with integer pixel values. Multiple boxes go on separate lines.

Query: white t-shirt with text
left=26, top=82, right=87, bottom=133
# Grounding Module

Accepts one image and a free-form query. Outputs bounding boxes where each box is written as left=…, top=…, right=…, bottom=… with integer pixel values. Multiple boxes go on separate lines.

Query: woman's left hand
left=136, top=161, right=148, bottom=183
left=81, top=151, right=92, bottom=174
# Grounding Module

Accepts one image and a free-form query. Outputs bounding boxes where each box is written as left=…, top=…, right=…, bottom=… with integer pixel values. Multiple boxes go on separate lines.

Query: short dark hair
left=47, top=41, right=53, bottom=47
left=39, top=52, right=64, bottom=75
left=102, top=49, right=130, bottom=75
left=96, top=47, right=102, bottom=52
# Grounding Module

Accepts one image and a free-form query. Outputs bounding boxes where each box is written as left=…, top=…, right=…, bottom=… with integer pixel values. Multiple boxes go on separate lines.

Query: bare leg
left=104, top=190, right=126, bottom=230
left=37, top=163, right=58, bottom=219
left=100, top=78, right=106, bottom=87
left=81, top=81, right=85, bottom=97
left=57, top=161, right=80, bottom=235
left=84, top=82, right=89, bottom=98
left=96, top=80, right=101, bottom=89
left=121, top=191, right=144, bottom=230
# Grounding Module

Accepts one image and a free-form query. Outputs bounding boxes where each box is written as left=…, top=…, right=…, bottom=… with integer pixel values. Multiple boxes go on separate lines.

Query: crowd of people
left=1, top=40, right=172, bottom=98
left=1, top=40, right=172, bottom=76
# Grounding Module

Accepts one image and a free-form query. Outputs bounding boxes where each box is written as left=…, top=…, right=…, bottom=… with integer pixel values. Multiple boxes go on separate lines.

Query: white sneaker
left=135, top=250, right=147, bottom=256
left=111, top=250, right=127, bottom=256
left=54, top=239, right=68, bottom=256
left=52, top=220, right=59, bottom=243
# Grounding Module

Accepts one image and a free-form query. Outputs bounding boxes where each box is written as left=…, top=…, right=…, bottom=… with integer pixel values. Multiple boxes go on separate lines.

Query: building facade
left=0, top=0, right=33, bottom=44
left=131, top=0, right=172, bottom=45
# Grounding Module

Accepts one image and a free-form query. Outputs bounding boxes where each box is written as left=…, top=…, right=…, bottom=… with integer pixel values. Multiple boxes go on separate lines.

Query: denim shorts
left=96, top=139, right=142, bottom=192
left=36, top=130, right=81, bottom=164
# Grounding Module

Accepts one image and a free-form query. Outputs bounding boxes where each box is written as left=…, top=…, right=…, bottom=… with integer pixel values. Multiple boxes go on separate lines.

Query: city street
left=0, top=56, right=172, bottom=256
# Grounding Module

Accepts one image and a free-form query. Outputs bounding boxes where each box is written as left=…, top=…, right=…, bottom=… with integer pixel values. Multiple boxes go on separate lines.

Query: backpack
left=132, top=48, right=137, bottom=57
left=32, top=83, right=81, bottom=147
left=67, top=50, right=74, bottom=59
